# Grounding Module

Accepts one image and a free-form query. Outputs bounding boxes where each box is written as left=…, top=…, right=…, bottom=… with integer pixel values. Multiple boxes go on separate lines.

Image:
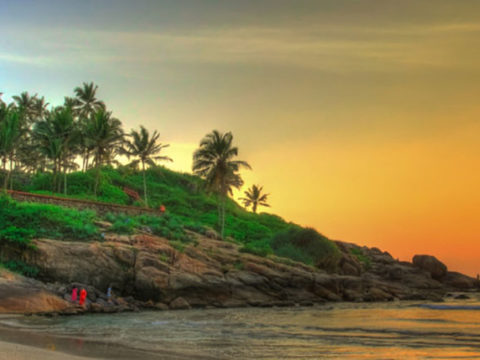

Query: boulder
left=169, top=297, right=191, bottom=310
left=443, top=272, right=477, bottom=290
left=412, top=255, right=447, bottom=280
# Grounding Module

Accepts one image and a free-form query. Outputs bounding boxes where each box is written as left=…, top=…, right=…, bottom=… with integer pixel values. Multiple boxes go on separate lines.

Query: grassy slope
left=2, top=166, right=339, bottom=271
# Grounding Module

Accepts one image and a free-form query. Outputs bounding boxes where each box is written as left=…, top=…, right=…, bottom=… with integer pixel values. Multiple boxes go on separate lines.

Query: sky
left=1, top=0, right=479, bottom=275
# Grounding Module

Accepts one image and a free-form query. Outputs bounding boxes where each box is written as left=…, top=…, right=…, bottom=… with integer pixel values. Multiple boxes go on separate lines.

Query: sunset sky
left=1, top=1, right=479, bottom=275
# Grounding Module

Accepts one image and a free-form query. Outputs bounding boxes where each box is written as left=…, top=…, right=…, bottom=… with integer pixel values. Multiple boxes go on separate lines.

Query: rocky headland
left=1, top=228, right=478, bottom=315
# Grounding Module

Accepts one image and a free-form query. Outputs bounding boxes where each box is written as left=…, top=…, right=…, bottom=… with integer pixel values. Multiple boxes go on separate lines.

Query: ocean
left=1, top=293, right=479, bottom=359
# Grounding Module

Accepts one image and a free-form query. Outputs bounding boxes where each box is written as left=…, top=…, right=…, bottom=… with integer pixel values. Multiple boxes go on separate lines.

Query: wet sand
left=0, top=340, right=100, bottom=360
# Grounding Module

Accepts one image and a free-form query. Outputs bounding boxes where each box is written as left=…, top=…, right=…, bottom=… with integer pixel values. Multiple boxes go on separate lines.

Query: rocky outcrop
left=412, top=255, right=448, bottom=280
left=1, top=234, right=477, bottom=315
left=0, top=269, right=71, bottom=314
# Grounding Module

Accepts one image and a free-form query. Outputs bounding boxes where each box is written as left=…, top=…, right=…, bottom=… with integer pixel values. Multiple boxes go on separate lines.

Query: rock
left=169, top=297, right=191, bottom=310
left=364, top=287, right=393, bottom=302
left=412, top=255, right=447, bottom=280
left=94, top=220, right=112, bottom=230
left=0, top=274, right=73, bottom=314
left=443, top=272, right=477, bottom=290
left=154, top=302, right=169, bottom=310
left=204, top=227, right=221, bottom=240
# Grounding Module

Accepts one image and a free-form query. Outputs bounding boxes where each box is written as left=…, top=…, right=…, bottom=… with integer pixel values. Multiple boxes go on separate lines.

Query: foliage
left=0, top=260, right=39, bottom=278
left=350, top=247, right=371, bottom=269
left=0, top=226, right=35, bottom=249
left=240, top=238, right=273, bottom=257
left=0, top=195, right=98, bottom=241
left=271, top=227, right=340, bottom=271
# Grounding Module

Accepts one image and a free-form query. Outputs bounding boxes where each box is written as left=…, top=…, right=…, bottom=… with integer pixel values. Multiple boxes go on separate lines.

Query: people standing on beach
left=71, top=287, right=78, bottom=303
left=79, top=288, right=87, bottom=306
left=107, top=285, right=112, bottom=303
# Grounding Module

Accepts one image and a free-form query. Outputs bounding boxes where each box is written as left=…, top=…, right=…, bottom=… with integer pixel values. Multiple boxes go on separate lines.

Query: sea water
left=1, top=293, right=480, bottom=359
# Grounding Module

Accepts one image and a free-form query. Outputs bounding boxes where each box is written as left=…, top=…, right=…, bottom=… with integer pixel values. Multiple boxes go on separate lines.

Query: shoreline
left=0, top=340, right=98, bottom=360
left=0, top=323, right=163, bottom=360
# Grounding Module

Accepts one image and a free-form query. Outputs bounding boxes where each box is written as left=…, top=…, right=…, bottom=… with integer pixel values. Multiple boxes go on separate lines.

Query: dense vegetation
left=0, top=84, right=340, bottom=274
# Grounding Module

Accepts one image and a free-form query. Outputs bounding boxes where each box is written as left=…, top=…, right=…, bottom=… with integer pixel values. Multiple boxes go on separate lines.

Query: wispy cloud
left=2, top=20, right=480, bottom=73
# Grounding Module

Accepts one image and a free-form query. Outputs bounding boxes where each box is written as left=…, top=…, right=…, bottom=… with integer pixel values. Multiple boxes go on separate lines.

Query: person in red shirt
left=79, top=288, right=87, bottom=306
left=71, top=287, right=78, bottom=303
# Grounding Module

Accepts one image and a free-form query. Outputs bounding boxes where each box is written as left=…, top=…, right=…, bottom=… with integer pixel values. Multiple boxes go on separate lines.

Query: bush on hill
left=271, top=227, right=340, bottom=271
left=0, top=195, right=98, bottom=242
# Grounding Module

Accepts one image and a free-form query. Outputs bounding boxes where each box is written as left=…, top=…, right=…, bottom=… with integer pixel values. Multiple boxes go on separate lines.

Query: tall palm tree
left=74, top=82, right=105, bottom=170
left=240, top=185, right=270, bottom=213
left=192, top=130, right=251, bottom=238
left=121, top=126, right=172, bottom=207
left=85, top=108, right=123, bottom=196
left=0, top=109, right=22, bottom=190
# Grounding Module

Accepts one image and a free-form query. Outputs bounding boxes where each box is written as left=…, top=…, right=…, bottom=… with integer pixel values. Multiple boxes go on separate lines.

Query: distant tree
left=240, top=185, right=270, bottom=213
left=85, top=108, right=123, bottom=196
left=192, top=130, right=251, bottom=238
left=121, top=126, right=172, bottom=207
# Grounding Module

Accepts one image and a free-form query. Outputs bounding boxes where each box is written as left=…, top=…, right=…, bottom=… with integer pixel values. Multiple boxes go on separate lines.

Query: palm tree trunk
left=2, top=158, right=8, bottom=191
left=142, top=161, right=148, bottom=208
left=64, top=164, right=67, bottom=195
left=253, top=202, right=257, bottom=214
left=52, top=159, right=57, bottom=194
left=9, top=159, right=13, bottom=190
left=220, top=195, right=226, bottom=239
left=94, top=164, right=100, bottom=197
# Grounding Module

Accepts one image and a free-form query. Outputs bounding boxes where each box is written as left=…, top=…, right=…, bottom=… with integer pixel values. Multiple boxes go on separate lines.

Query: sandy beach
left=0, top=340, right=102, bottom=360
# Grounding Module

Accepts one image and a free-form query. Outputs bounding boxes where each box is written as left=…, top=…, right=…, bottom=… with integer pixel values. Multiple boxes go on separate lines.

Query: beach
left=1, top=300, right=480, bottom=360
left=0, top=340, right=99, bottom=360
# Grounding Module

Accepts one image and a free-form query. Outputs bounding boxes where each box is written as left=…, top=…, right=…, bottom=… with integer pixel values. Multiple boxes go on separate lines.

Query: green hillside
left=2, top=166, right=340, bottom=270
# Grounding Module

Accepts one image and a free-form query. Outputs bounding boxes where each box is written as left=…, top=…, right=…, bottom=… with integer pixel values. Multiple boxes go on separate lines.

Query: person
left=107, top=285, right=112, bottom=303
left=71, top=287, right=78, bottom=303
left=79, top=288, right=87, bottom=306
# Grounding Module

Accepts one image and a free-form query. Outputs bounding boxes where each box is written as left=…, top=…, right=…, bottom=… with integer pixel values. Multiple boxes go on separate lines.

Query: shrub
left=0, top=226, right=35, bottom=249
left=350, top=247, right=371, bottom=269
left=271, top=227, right=340, bottom=271
left=1, top=260, right=39, bottom=277
left=0, top=196, right=98, bottom=241
left=240, top=238, right=273, bottom=257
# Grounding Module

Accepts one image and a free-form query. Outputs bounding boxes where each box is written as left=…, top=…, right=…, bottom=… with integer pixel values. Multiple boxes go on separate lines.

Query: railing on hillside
left=6, top=190, right=161, bottom=217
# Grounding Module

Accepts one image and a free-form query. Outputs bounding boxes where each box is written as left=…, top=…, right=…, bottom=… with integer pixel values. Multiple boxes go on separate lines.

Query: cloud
left=2, top=19, right=480, bottom=74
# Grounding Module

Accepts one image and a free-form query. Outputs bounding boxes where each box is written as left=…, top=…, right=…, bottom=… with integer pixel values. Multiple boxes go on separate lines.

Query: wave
left=418, top=304, right=480, bottom=310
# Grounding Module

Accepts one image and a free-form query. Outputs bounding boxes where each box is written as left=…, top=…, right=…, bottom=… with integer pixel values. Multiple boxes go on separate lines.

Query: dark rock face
left=443, top=272, right=477, bottom=289
left=412, top=255, right=448, bottom=280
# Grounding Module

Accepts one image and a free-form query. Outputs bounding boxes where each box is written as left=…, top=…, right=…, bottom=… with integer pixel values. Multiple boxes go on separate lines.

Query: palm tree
left=0, top=109, right=22, bottom=190
left=12, top=91, right=40, bottom=127
left=192, top=130, right=251, bottom=238
left=74, top=82, right=105, bottom=118
left=74, top=82, right=105, bottom=170
left=121, top=126, right=172, bottom=207
left=33, top=107, right=79, bottom=193
left=85, top=108, right=123, bottom=196
left=240, top=185, right=270, bottom=213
